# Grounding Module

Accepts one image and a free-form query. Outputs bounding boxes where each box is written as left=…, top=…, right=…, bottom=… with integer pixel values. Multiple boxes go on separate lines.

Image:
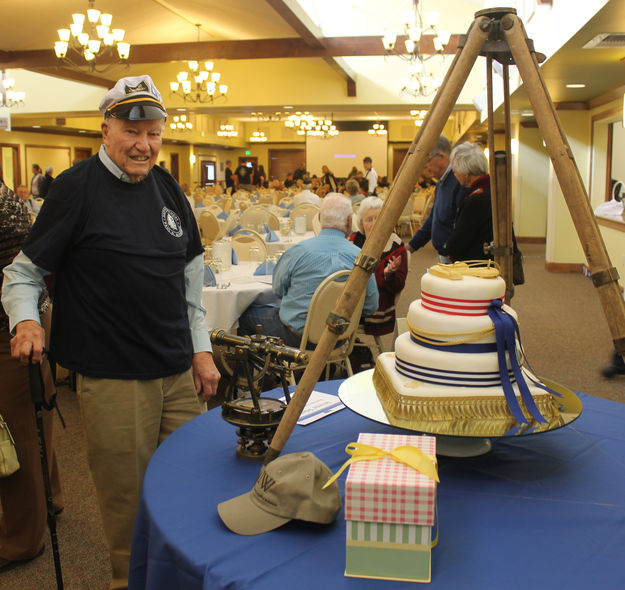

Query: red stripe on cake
left=420, top=291, right=504, bottom=316
left=421, top=302, right=487, bottom=316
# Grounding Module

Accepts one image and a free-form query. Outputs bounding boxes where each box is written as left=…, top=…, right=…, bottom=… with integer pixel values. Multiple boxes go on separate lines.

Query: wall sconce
left=190, top=154, right=196, bottom=165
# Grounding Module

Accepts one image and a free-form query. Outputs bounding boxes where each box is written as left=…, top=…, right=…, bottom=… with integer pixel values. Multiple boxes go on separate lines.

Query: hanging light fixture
left=368, top=122, right=387, bottom=136
left=217, top=123, right=238, bottom=138
left=0, top=71, right=26, bottom=108
left=410, top=109, right=428, bottom=126
left=169, top=24, right=228, bottom=104
left=249, top=130, right=267, bottom=143
left=382, top=0, right=450, bottom=97
left=284, top=112, right=338, bottom=138
left=54, top=0, right=130, bottom=72
left=169, top=114, right=193, bottom=132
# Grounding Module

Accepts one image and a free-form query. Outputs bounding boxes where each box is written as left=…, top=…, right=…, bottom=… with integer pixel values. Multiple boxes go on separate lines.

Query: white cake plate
left=338, top=369, right=582, bottom=458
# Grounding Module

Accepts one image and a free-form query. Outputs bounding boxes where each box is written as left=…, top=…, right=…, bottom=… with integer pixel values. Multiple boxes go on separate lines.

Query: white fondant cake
left=373, top=262, right=559, bottom=429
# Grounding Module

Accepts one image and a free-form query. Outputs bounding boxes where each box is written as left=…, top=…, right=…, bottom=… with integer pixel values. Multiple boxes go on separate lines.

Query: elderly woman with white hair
left=348, top=196, right=408, bottom=336
left=446, top=142, right=493, bottom=262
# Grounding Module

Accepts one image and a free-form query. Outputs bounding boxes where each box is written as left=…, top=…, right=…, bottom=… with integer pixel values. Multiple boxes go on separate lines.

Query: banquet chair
left=312, top=212, right=322, bottom=235
left=411, top=187, right=435, bottom=230
left=395, top=194, right=415, bottom=237
left=288, top=270, right=366, bottom=384
left=199, top=211, right=221, bottom=244
left=240, top=206, right=280, bottom=231
left=208, top=204, right=223, bottom=217
left=291, top=203, right=320, bottom=231
left=231, top=229, right=268, bottom=261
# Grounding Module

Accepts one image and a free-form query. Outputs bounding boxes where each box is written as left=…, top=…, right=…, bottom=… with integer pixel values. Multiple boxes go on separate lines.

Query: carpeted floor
left=2, top=241, right=623, bottom=589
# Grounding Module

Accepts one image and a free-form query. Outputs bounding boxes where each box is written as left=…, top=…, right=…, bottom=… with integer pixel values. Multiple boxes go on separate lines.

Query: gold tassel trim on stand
left=372, top=363, right=562, bottom=437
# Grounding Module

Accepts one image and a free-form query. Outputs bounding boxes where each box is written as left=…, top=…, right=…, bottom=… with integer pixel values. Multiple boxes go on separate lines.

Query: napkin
left=265, top=228, right=279, bottom=242
left=254, top=260, right=276, bottom=276
left=203, top=264, right=217, bottom=287
left=217, top=210, right=228, bottom=220
left=227, top=224, right=243, bottom=236
left=232, top=248, right=239, bottom=265
left=195, top=202, right=205, bottom=208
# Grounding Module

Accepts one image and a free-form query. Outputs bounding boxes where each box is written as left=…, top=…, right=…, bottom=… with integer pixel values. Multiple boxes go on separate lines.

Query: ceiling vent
left=583, top=33, right=625, bottom=48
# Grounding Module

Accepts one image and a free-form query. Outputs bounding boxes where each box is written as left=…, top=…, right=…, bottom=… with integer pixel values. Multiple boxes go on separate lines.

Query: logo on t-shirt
left=161, top=207, right=183, bottom=238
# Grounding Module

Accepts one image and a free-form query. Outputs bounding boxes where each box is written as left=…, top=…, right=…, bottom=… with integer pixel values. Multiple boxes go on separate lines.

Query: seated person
left=348, top=197, right=408, bottom=335
left=292, top=189, right=322, bottom=207
left=446, top=142, right=493, bottom=262
left=345, top=178, right=363, bottom=206
left=238, top=193, right=379, bottom=347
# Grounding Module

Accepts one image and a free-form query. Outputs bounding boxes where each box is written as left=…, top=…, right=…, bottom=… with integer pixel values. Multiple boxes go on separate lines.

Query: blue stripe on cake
left=395, top=358, right=513, bottom=387
left=410, top=333, right=497, bottom=353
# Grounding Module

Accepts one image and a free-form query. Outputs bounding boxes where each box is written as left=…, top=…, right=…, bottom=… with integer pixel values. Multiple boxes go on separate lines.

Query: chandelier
left=169, top=25, right=228, bottom=104
left=54, top=0, right=130, bottom=72
left=368, top=122, right=387, bottom=136
left=382, top=0, right=450, bottom=97
left=0, top=71, right=26, bottom=108
left=410, top=109, right=428, bottom=127
left=169, top=114, right=193, bottom=132
left=217, top=123, right=238, bottom=138
left=285, top=112, right=338, bottom=138
left=249, top=130, right=267, bottom=143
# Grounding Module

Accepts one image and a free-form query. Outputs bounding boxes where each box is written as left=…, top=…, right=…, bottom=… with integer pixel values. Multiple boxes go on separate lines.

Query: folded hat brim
left=217, top=491, right=291, bottom=536
left=108, top=101, right=167, bottom=121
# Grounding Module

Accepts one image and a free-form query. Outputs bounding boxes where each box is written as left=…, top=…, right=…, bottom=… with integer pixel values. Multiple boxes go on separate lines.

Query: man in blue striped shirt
left=238, top=193, right=378, bottom=347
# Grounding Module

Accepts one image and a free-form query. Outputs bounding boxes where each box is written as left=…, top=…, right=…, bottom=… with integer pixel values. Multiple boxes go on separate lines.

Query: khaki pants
left=77, top=370, right=202, bottom=590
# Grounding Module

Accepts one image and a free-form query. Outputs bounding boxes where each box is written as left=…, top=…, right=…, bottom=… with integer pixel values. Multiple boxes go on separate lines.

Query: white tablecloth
left=202, top=262, right=274, bottom=331
left=265, top=229, right=314, bottom=255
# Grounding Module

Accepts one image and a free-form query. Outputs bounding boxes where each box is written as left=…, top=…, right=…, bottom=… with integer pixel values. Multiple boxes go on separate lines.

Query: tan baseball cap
left=217, top=452, right=342, bottom=536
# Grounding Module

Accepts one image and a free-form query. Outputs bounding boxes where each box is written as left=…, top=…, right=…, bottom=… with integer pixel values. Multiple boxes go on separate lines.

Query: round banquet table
left=129, top=380, right=625, bottom=590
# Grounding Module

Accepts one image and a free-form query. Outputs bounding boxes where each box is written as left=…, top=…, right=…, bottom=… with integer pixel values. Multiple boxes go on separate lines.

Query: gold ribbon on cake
left=322, top=442, right=439, bottom=490
left=429, top=260, right=501, bottom=280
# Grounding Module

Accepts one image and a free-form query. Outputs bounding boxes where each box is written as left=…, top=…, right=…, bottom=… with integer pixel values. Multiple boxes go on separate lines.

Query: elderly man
left=15, top=184, right=39, bottom=214
left=238, top=193, right=378, bottom=347
left=2, top=75, right=219, bottom=589
left=407, top=135, right=468, bottom=263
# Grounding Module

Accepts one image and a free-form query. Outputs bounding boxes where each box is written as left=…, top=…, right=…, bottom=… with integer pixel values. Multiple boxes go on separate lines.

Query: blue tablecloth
left=129, top=382, right=625, bottom=589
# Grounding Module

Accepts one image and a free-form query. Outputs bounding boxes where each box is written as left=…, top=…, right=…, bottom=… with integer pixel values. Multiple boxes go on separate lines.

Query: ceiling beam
left=265, top=0, right=356, bottom=97
left=0, top=35, right=459, bottom=69
left=29, top=67, right=114, bottom=88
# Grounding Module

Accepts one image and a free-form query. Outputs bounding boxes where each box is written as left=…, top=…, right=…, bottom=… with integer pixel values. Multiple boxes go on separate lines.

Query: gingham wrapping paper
left=344, top=432, right=436, bottom=526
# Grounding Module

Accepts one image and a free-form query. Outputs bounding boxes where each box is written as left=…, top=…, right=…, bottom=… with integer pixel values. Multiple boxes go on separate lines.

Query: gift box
left=344, top=432, right=437, bottom=583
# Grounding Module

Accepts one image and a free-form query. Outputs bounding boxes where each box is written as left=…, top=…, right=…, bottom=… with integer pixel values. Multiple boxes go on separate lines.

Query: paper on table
left=280, top=390, right=345, bottom=425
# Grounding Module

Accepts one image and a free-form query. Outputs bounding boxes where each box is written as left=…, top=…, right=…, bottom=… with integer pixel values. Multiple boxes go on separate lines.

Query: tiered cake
left=373, top=262, right=560, bottom=434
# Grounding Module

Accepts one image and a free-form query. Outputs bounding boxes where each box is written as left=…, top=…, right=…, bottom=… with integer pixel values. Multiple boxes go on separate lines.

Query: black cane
left=28, top=357, right=64, bottom=590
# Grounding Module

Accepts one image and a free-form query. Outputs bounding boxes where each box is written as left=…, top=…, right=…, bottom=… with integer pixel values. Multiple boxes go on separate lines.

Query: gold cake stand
left=338, top=370, right=583, bottom=457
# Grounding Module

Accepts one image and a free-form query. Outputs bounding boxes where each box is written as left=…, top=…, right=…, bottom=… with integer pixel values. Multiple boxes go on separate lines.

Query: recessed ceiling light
left=32, top=125, right=41, bottom=128
left=78, top=129, right=87, bottom=133
left=566, top=83, right=586, bottom=88
left=521, top=111, right=533, bottom=117
left=283, top=105, right=293, bottom=109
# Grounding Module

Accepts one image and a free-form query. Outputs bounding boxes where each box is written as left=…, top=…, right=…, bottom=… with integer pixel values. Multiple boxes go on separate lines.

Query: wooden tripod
left=263, top=7, right=625, bottom=464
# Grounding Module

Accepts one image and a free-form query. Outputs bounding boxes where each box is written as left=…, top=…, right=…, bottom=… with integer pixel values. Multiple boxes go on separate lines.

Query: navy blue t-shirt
left=23, top=156, right=204, bottom=379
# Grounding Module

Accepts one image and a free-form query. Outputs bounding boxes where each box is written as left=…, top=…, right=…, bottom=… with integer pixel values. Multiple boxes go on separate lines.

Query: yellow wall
left=1, top=129, right=101, bottom=187
left=514, top=125, right=550, bottom=238
left=544, top=110, right=591, bottom=265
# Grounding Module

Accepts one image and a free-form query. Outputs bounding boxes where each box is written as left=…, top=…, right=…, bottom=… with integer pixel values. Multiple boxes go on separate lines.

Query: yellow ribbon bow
left=323, top=441, right=439, bottom=489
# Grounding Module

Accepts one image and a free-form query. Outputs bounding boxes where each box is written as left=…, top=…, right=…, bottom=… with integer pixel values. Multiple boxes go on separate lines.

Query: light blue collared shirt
left=1, top=147, right=212, bottom=354
left=273, top=228, right=379, bottom=334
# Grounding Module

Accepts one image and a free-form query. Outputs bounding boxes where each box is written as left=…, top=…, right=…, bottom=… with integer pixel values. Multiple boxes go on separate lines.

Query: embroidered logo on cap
left=124, top=80, right=150, bottom=95
left=161, top=207, right=183, bottom=238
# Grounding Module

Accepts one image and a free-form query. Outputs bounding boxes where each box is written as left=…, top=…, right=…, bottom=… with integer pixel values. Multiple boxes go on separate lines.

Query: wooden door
left=268, top=149, right=305, bottom=182
left=392, top=148, right=409, bottom=182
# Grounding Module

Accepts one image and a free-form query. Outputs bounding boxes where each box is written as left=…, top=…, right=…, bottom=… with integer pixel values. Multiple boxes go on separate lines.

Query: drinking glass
left=279, top=218, right=292, bottom=242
